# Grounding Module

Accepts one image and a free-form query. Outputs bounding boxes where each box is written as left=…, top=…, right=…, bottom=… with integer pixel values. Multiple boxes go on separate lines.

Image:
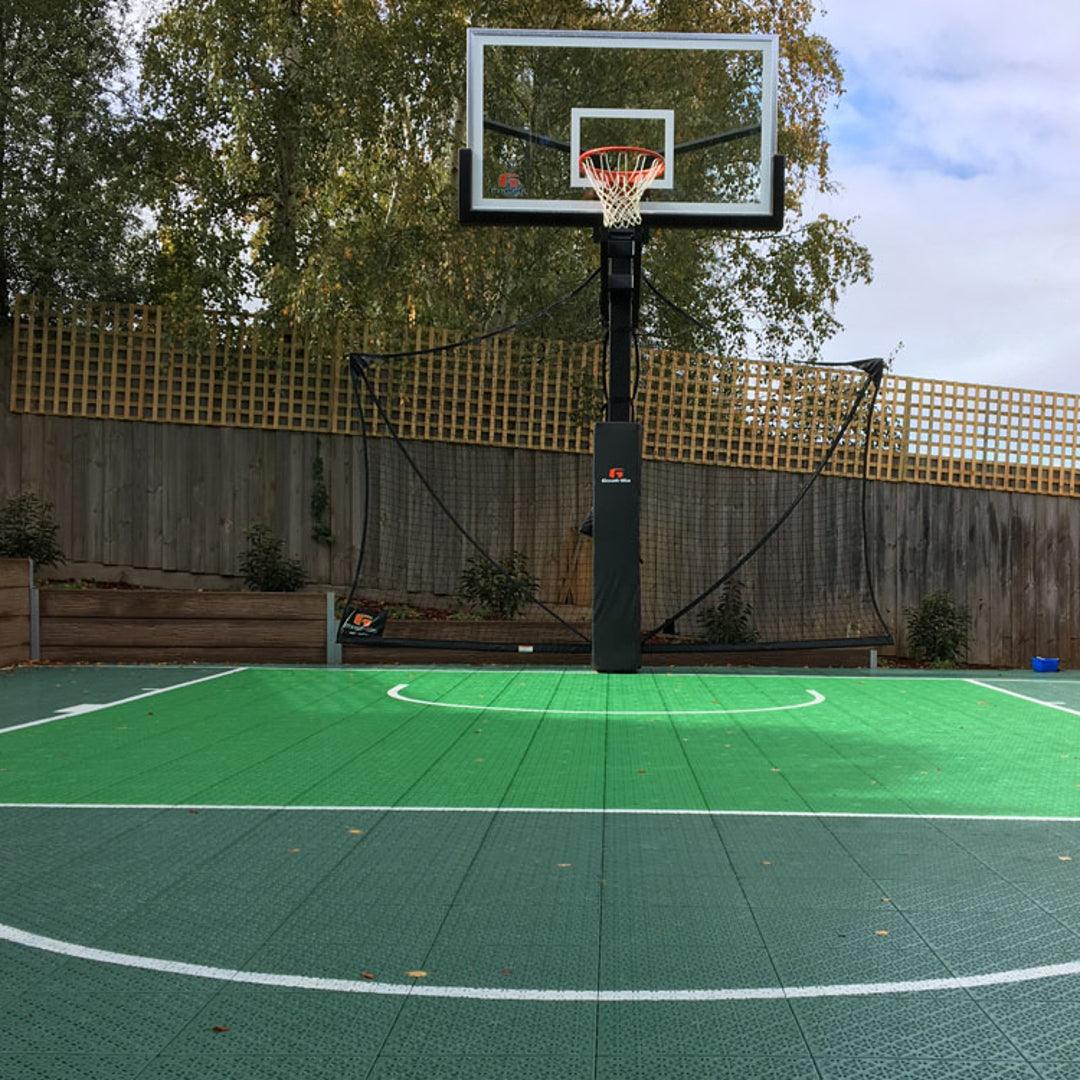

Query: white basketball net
left=579, top=147, right=665, bottom=228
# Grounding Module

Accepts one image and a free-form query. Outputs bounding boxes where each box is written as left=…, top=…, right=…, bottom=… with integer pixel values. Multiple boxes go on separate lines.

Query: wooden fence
left=10, top=295, right=1080, bottom=498
left=0, top=559, right=31, bottom=667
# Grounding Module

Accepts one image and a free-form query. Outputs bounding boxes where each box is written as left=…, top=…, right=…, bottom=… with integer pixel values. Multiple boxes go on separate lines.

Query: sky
left=807, top=0, right=1080, bottom=393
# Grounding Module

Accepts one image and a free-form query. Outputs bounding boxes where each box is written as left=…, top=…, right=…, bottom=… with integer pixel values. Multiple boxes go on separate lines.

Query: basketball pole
left=592, top=227, right=644, bottom=673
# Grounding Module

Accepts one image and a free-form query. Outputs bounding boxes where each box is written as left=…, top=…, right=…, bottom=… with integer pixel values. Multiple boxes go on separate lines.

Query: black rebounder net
left=337, top=276, right=891, bottom=654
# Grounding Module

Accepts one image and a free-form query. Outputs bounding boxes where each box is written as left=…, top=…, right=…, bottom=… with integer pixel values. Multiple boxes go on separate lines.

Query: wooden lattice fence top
left=8, top=295, right=1080, bottom=496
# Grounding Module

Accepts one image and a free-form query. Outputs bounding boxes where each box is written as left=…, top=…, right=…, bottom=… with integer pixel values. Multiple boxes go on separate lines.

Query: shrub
left=457, top=551, right=538, bottom=619
left=906, top=591, right=970, bottom=665
left=239, top=524, right=305, bottom=592
left=698, top=580, right=758, bottom=645
left=0, top=492, right=65, bottom=566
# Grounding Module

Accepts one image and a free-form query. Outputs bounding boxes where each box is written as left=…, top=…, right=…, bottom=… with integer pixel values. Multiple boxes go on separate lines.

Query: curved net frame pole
left=580, top=148, right=664, bottom=672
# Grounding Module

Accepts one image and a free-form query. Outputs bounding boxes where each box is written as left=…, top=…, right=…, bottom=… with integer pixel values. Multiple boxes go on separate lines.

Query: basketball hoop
left=579, top=146, right=665, bottom=229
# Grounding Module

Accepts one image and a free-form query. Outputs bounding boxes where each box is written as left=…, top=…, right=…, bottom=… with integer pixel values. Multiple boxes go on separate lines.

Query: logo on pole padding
left=601, top=465, right=631, bottom=484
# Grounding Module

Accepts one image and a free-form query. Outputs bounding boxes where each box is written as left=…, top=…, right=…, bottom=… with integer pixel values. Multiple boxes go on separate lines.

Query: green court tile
left=1034, top=1065, right=1080, bottom=1080
left=416, top=943, right=597, bottom=990
left=792, top=993, right=1027, bottom=1061
left=597, top=999, right=808, bottom=1058
left=368, top=1055, right=595, bottom=1080
left=813, top=1060, right=1043, bottom=1079
left=437, top=899, right=600, bottom=949
left=154, top=985, right=400, bottom=1057
left=2, top=989, right=212, bottom=1056
left=378, top=998, right=596, bottom=1057
left=0, top=1055, right=153, bottom=1080
left=139, top=1055, right=380, bottom=1080
left=600, top=939, right=777, bottom=992
left=0, top=665, right=227, bottom=730
left=974, top=997, right=1080, bottom=1062
left=594, top=1055, right=820, bottom=1080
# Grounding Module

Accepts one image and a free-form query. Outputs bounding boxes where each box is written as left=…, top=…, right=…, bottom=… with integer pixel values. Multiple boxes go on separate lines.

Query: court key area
left=2, top=664, right=1080, bottom=1079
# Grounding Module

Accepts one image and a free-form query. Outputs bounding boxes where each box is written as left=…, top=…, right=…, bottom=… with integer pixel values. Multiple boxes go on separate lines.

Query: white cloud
left=809, top=0, right=1080, bottom=392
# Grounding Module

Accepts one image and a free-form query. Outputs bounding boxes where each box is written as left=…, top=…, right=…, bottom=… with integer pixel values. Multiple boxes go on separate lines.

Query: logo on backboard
left=498, top=171, right=524, bottom=197
left=601, top=465, right=631, bottom=484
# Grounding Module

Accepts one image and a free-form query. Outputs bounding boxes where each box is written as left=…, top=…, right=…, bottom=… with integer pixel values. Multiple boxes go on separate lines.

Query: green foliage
left=905, top=592, right=971, bottom=665
left=457, top=552, right=538, bottom=620
left=238, top=524, right=305, bottom=592
left=138, top=0, right=871, bottom=359
left=310, top=442, right=332, bottom=545
left=0, top=492, right=65, bottom=566
left=0, top=0, right=148, bottom=317
left=698, top=580, right=758, bottom=645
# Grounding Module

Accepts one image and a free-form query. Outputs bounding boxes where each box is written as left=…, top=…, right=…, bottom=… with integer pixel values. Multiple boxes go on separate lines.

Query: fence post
left=325, top=591, right=342, bottom=666
left=29, top=559, right=40, bottom=661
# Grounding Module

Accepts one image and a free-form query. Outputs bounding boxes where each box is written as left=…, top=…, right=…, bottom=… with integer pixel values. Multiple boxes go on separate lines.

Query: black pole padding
left=603, top=227, right=643, bottom=422
left=592, top=421, right=642, bottom=673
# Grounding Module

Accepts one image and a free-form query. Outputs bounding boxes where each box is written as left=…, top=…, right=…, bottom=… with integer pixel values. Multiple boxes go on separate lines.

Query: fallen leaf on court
left=147, top=711, right=154, bottom=716
left=761, top=860, right=773, bottom=867
left=1059, top=855, right=1073, bottom=862
left=637, top=768, right=647, bottom=775
left=361, top=971, right=376, bottom=980
left=881, top=897, right=892, bottom=904
left=211, top=1025, right=230, bottom=1033
left=557, top=863, right=573, bottom=868
left=288, top=848, right=301, bottom=854
left=347, top=828, right=365, bottom=835
left=405, top=970, right=428, bottom=978
left=875, top=929, right=889, bottom=937
left=187, top=809, right=200, bottom=815
left=499, top=967, right=512, bottom=977
left=770, top=767, right=781, bottom=773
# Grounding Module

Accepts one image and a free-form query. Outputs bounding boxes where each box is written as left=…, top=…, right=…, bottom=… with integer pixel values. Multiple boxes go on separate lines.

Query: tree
left=139, top=0, right=871, bottom=361
left=0, top=0, right=146, bottom=320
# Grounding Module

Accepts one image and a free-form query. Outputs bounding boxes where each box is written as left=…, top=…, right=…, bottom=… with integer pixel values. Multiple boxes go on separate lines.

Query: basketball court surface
left=3, top=663, right=1080, bottom=1078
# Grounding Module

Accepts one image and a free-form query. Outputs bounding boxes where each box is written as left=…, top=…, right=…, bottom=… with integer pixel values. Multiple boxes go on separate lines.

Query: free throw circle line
left=387, top=684, right=825, bottom=716
left=3, top=920, right=1079, bottom=1002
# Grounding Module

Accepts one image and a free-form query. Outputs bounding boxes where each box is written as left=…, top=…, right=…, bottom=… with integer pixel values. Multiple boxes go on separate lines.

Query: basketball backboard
left=460, top=28, right=783, bottom=230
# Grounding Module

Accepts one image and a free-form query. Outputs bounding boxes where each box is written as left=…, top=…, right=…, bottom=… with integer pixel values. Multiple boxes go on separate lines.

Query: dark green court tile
left=2, top=990, right=212, bottom=1055
left=595, top=1055, right=819, bottom=1079
left=418, top=944, right=596, bottom=991
left=1034, top=1064, right=1080, bottom=1079
left=597, top=1000, right=807, bottom=1057
left=976, top=997, right=1080, bottom=1062
left=0, top=1054, right=152, bottom=1080
left=969, top=976, right=1080, bottom=1003
left=792, top=993, right=1026, bottom=1060
left=814, top=1059, right=1042, bottom=1079
left=369, top=1054, right=594, bottom=1079
left=140, top=1054, right=378, bottom=1079
left=600, top=939, right=776, bottom=992
left=156, top=985, right=400, bottom=1057
left=436, top=899, right=600, bottom=949
left=380, top=999, right=595, bottom=1056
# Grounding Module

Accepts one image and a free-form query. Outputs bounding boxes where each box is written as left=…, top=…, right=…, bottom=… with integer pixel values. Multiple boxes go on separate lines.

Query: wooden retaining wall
left=38, top=590, right=327, bottom=665
left=0, top=559, right=31, bottom=667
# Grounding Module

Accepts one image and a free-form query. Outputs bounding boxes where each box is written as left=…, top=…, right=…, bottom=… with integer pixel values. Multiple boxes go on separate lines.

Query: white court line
left=2, top=920, right=1079, bottom=1002
left=2, top=803, right=1080, bottom=822
left=387, top=683, right=826, bottom=716
left=0, top=668, right=247, bottom=736
left=967, top=678, right=1080, bottom=719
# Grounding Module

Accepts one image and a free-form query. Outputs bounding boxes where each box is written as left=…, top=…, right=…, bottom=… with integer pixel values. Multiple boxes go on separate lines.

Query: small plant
left=698, top=580, right=758, bottom=645
left=457, top=551, right=538, bottom=619
left=239, top=524, right=305, bottom=592
left=310, top=442, right=333, bottom=545
left=905, top=592, right=970, bottom=665
left=0, top=492, right=65, bottom=566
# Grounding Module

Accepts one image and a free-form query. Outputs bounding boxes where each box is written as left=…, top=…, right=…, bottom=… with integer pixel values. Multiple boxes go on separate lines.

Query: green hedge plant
left=905, top=591, right=971, bottom=665
left=239, top=524, right=305, bottom=592
left=0, top=492, right=65, bottom=567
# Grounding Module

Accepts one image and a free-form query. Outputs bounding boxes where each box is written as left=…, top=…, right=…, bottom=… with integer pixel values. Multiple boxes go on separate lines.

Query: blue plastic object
left=1032, top=656, right=1060, bottom=673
